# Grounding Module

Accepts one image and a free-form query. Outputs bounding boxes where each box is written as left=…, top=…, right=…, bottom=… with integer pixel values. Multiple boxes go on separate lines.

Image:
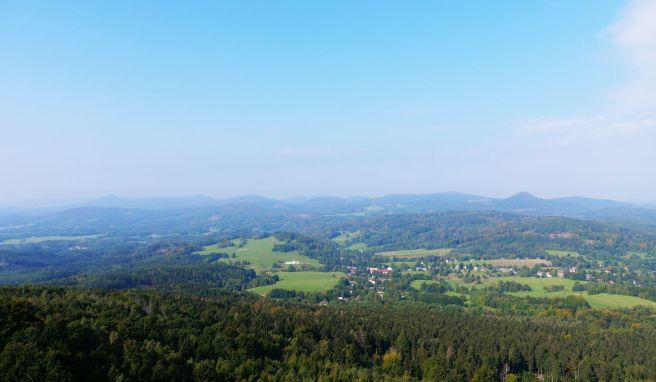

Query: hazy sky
left=1, top=0, right=655, bottom=205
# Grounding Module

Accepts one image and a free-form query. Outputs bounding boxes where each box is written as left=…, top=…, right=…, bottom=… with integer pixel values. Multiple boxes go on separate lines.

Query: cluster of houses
left=366, top=266, right=393, bottom=275
left=536, top=266, right=577, bottom=278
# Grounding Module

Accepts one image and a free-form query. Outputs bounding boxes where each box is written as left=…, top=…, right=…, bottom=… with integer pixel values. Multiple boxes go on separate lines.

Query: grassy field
left=584, top=293, right=656, bottom=309
left=473, top=259, right=551, bottom=267
left=332, top=231, right=359, bottom=245
left=377, top=248, right=452, bottom=258
left=546, top=250, right=580, bottom=257
left=1, top=234, right=103, bottom=245
left=331, top=231, right=368, bottom=251
left=413, top=276, right=656, bottom=310
left=249, top=271, right=346, bottom=295
left=196, top=236, right=321, bottom=273
left=348, top=242, right=369, bottom=251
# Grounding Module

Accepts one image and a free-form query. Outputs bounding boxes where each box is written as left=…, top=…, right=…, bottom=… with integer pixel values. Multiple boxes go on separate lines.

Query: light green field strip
left=1, top=234, right=103, bottom=245
left=469, top=259, right=551, bottom=267
left=377, top=248, right=452, bottom=258
left=546, top=250, right=580, bottom=257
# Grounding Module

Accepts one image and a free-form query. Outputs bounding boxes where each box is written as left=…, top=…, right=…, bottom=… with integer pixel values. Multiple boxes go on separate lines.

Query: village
left=324, top=253, right=649, bottom=304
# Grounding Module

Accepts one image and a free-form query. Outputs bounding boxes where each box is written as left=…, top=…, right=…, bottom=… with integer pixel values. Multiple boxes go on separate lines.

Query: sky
left=1, top=0, right=655, bottom=205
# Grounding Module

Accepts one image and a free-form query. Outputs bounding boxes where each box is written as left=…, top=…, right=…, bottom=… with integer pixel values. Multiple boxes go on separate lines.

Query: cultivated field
left=196, top=236, right=321, bottom=272
left=249, top=271, right=347, bottom=295
left=377, top=248, right=452, bottom=258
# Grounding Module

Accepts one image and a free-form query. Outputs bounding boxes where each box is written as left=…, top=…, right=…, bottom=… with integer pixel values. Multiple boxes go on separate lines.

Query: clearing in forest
left=196, top=236, right=321, bottom=272
left=248, top=271, right=347, bottom=295
left=546, top=250, right=580, bottom=257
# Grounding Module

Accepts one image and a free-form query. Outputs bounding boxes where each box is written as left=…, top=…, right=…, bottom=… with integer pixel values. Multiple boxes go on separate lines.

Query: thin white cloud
left=516, top=115, right=656, bottom=143
left=608, top=0, right=656, bottom=111
left=515, top=0, right=656, bottom=146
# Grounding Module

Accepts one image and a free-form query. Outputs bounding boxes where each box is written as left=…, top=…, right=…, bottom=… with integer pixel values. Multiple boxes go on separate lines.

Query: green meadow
left=331, top=231, right=359, bottom=244
left=584, top=293, right=656, bottom=309
left=249, top=271, right=347, bottom=295
left=546, top=250, right=580, bottom=257
left=348, top=242, right=369, bottom=250
left=470, top=259, right=551, bottom=267
left=412, top=276, right=656, bottom=310
left=377, top=248, right=452, bottom=258
left=331, top=231, right=368, bottom=250
left=196, top=236, right=321, bottom=273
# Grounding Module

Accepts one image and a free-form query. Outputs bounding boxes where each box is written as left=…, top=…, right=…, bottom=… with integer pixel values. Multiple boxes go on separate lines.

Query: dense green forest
left=2, top=286, right=656, bottom=382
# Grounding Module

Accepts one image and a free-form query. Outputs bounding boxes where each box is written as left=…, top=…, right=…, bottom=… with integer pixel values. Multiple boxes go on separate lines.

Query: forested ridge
left=2, top=286, right=656, bottom=382
left=322, top=211, right=656, bottom=257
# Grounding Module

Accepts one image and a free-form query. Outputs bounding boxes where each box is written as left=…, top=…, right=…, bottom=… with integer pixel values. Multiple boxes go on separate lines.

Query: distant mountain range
left=71, top=192, right=656, bottom=224
left=2, top=192, right=656, bottom=228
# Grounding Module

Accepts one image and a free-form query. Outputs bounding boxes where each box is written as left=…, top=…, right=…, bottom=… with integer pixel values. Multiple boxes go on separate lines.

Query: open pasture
left=196, top=236, right=321, bottom=272
left=546, top=250, right=580, bottom=257
left=416, top=276, right=656, bottom=310
left=249, top=271, right=346, bottom=295
left=332, top=231, right=368, bottom=250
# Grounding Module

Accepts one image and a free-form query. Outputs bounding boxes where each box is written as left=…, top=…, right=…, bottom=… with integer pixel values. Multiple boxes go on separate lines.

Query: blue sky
left=1, top=0, right=655, bottom=204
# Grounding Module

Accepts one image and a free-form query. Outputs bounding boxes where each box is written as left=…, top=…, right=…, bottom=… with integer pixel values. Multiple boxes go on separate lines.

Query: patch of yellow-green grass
left=196, top=236, right=321, bottom=273
left=249, top=271, right=346, bottom=295
left=348, top=242, right=369, bottom=251
left=584, top=293, right=656, bottom=309
left=547, top=250, right=580, bottom=257
left=1, top=235, right=103, bottom=245
left=377, top=248, right=452, bottom=258
left=482, top=277, right=656, bottom=310
left=332, top=231, right=360, bottom=244
left=501, top=277, right=583, bottom=299
left=411, top=280, right=436, bottom=289
left=416, top=276, right=656, bottom=310
left=332, top=232, right=368, bottom=251
left=388, top=260, right=419, bottom=267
